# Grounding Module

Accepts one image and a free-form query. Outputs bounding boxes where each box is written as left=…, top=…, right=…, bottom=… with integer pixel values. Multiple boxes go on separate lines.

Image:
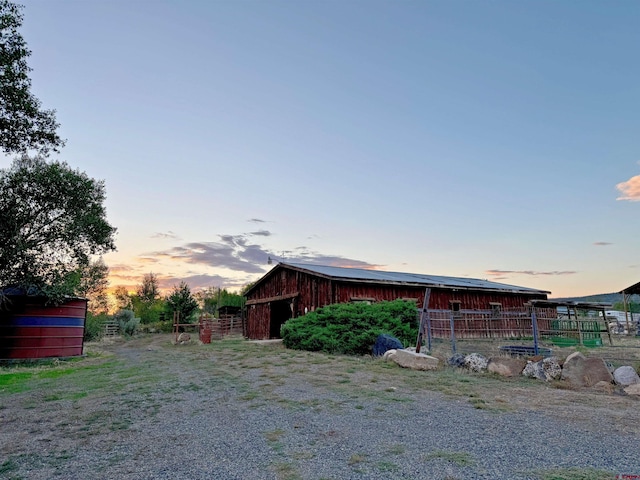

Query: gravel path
left=2, top=335, right=640, bottom=480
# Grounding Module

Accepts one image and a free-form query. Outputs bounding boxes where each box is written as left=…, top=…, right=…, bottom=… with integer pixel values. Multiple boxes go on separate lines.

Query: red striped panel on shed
left=0, top=296, right=87, bottom=359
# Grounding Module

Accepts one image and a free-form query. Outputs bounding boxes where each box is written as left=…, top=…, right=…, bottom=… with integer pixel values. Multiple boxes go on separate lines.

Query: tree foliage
left=165, top=281, right=198, bottom=323
left=137, top=273, right=159, bottom=303
left=195, top=286, right=245, bottom=315
left=113, top=285, right=133, bottom=311
left=281, top=300, right=419, bottom=355
left=0, top=156, right=117, bottom=302
left=76, top=257, right=110, bottom=314
left=0, top=0, right=64, bottom=155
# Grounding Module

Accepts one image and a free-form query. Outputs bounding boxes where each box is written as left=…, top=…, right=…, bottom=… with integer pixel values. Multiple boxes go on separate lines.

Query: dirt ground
left=2, top=334, right=640, bottom=479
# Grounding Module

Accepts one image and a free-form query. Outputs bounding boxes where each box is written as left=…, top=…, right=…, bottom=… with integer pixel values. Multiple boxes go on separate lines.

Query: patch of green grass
left=376, top=461, right=399, bottom=472
left=0, top=459, right=18, bottom=474
left=264, top=428, right=286, bottom=442
left=532, top=467, right=614, bottom=480
left=291, top=451, right=314, bottom=460
left=469, top=397, right=488, bottom=409
left=37, top=368, right=77, bottom=380
left=348, top=453, right=367, bottom=465
left=386, top=443, right=406, bottom=455
left=240, top=390, right=259, bottom=401
left=0, top=371, right=35, bottom=394
left=271, top=462, right=302, bottom=480
left=423, top=450, right=475, bottom=467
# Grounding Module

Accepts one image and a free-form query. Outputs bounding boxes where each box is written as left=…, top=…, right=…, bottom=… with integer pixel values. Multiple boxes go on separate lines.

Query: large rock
left=487, top=357, right=527, bottom=377
left=522, top=360, right=545, bottom=380
left=447, top=353, right=466, bottom=367
left=177, top=332, right=191, bottom=344
left=463, top=353, right=488, bottom=372
left=541, top=357, right=562, bottom=381
left=373, top=334, right=404, bottom=357
left=613, top=366, right=640, bottom=386
left=387, top=349, right=439, bottom=371
left=561, top=352, right=613, bottom=388
left=522, top=357, right=560, bottom=382
left=624, top=384, right=640, bottom=396
left=382, top=349, right=397, bottom=360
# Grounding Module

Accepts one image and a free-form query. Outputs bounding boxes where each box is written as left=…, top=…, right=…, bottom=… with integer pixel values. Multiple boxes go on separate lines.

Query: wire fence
left=421, top=308, right=640, bottom=365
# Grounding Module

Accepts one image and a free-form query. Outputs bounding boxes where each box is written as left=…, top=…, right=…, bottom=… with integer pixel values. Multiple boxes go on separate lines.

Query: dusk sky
left=6, top=0, right=640, bottom=298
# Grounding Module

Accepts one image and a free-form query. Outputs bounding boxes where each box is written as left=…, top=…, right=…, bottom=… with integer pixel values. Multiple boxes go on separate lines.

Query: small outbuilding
left=618, top=280, right=640, bottom=334
left=243, top=262, right=550, bottom=340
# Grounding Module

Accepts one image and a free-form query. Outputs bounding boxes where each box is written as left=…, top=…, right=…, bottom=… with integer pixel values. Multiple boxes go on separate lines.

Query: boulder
left=464, top=353, right=488, bottom=372
left=521, top=356, right=572, bottom=382
left=382, top=349, right=397, bottom=361
left=561, top=352, right=613, bottom=388
left=373, top=334, right=404, bottom=357
left=624, top=384, right=640, bottom=396
left=447, top=353, right=466, bottom=367
left=388, top=349, right=439, bottom=371
left=177, top=332, right=191, bottom=344
left=487, top=357, right=527, bottom=377
left=522, top=360, right=545, bottom=380
left=541, top=357, right=562, bottom=381
left=613, top=366, right=640, bottom=386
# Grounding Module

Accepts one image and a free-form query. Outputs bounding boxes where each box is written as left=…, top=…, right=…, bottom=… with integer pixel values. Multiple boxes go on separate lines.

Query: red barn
left=244, top=262, right=550, bottom=340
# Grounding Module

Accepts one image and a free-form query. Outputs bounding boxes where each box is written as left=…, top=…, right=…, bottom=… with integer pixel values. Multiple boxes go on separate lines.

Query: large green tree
left=0, top=0, right=64, bottom=155
left=166, top=282, right=198, bottom=323
left=0, top=156, right=117, bottom=301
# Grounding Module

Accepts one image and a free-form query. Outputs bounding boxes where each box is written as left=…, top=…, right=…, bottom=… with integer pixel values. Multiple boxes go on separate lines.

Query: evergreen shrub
left=281, top=300, right=419, bottom=355
left=114, top=309, right=140, bottom=337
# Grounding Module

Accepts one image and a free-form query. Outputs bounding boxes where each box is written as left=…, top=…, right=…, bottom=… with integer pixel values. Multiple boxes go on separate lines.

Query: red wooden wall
left=245, top=266, right=547, bottom=340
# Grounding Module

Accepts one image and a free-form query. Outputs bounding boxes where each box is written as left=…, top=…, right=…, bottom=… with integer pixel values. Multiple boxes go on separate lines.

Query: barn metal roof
left=621, top=280, right=640, bottom=296
left=279, top=262, right=550, bottom=295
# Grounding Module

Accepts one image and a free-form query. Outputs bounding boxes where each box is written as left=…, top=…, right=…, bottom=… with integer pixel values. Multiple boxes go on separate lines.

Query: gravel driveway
left=1, top=334, right=639, bottom=480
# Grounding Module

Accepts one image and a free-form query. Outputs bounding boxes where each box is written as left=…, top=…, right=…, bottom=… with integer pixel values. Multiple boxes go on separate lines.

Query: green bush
left=114, top=309, right=140, bottom=337
left=281, top=300, right=419, bottom=355
left=84, top=312, right=109, bottom=342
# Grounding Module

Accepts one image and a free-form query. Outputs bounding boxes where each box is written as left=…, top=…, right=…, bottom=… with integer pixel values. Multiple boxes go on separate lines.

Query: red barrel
left=0, top=295, right=87, bottom=359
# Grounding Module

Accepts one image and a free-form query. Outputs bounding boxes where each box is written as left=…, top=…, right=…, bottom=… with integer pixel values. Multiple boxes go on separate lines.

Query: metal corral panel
left=0, top=296, right=87, bottom=359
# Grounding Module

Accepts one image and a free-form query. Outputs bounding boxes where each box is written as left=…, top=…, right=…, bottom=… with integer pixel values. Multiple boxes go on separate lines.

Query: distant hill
left=550, top=292, right=640, bottom=307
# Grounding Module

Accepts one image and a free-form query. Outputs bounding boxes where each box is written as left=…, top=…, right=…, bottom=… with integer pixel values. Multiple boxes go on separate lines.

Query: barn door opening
left=270, top=300, right=292, bottom=338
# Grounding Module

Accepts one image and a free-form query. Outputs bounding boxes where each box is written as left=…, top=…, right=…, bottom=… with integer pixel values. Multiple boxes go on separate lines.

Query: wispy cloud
left=486, top=269, right=577, bottom=277
left=593, top=241, right=612, bottom=246
left=249, top=230, right=272, bottom=237
left=138, top=257, right=159, bottom=264
left=151, top=231, right=180, bottom=240
left=109, top=264, right=135, bottom=274
left=616, top=175, right=640, bottom=201
left=145, top=234, right=380, bottom=277
left=153, top=240, right=266, bottom=274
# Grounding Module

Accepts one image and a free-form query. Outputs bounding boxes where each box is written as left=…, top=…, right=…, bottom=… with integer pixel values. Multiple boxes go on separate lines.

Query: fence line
left=421, top=307, right=640, bottom=364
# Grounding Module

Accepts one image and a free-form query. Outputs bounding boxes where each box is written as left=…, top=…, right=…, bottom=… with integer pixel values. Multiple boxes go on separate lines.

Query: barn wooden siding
left=245, top=265, right=547, bottom=340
